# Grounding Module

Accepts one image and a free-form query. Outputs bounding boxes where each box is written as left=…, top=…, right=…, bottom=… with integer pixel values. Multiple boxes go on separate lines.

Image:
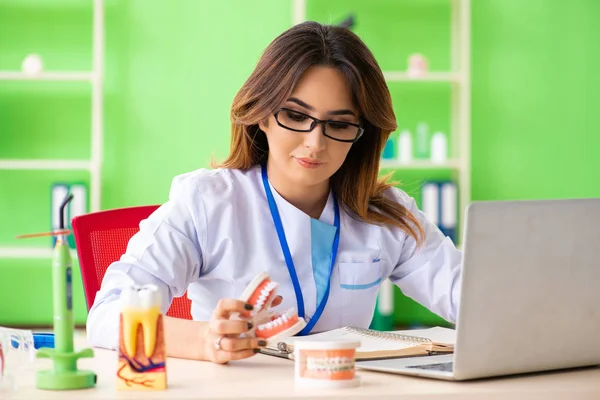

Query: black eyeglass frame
left=273, top=107, right=364, bottom=143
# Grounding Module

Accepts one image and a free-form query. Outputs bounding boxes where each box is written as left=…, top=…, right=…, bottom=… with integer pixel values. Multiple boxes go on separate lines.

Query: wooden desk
left=7, top=336, right=600, bottom=400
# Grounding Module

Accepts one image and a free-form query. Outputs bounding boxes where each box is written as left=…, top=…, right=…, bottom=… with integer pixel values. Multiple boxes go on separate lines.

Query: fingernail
left=258, top=340, right=267, bottom=347
left=244, top=303, right=253, bottom=310
left=247, top=322, right=253, bottom=330
left=254, top=349, right=261, bottom=353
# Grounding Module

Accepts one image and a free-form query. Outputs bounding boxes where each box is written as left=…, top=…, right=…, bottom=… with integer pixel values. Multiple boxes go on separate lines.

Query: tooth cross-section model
left=117, top=284, right=167, bottom=391
left=239, top=272, right=307, bottom=345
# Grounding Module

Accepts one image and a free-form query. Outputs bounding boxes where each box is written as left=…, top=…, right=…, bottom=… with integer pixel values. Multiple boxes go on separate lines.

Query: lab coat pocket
left=338, top=261, right=383, bottom=327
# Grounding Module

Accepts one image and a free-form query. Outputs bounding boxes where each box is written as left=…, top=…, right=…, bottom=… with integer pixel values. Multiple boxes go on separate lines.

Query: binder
left=421, top=182, right=440, bottom=225
left=420, top=180, right=458, bottom=243
left=440, top=182, right=457, bottom=242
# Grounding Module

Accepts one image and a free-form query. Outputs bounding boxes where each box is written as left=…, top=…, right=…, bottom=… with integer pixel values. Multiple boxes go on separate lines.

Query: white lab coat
left=86, top=165, right=462, bottom=350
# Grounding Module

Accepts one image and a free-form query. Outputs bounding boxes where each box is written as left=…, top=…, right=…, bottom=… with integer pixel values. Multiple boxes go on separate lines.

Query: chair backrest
left=71, top=205, right=192, bottom=320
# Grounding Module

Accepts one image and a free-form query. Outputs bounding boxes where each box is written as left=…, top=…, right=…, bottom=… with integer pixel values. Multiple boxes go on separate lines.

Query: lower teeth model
left=238, top=272, right=306, bottom=344
left=255, top=308, right=306, bottom=344
left=306, top=356, right=355, bottom=377
left=294, top=346, right=360, bottom=386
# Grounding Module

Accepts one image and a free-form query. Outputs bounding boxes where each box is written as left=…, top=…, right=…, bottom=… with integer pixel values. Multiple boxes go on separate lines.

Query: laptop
left=357, top=198, right=600, bottom=381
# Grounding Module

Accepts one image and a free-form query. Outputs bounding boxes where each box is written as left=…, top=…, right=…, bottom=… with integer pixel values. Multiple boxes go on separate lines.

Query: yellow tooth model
left=117, top=284, right=167, bottom=391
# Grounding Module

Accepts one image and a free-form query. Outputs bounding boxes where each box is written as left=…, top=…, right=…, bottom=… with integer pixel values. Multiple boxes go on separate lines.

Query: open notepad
left=263, top=326, right=456, bottom=360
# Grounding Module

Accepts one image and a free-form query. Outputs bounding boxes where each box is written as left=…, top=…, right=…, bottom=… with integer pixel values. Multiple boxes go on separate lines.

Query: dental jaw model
left=239, top=272, right=306, bottom=345
left=294, top=339, right=361, bottom=388
left=117, top=284, right=166, bottom=391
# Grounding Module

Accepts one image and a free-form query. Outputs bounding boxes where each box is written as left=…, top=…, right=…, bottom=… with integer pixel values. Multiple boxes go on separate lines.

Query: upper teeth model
left=120, top=284, right=162, bottom=359
left=236, top=272, right=307, bottom=345
left=252, top=281, right=278, bottom=315
left=239, top=272, right=280, bottom=317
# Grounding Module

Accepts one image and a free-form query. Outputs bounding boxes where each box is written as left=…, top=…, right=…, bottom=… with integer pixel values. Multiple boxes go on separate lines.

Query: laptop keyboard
left=407, top=362, right=454, bottom=372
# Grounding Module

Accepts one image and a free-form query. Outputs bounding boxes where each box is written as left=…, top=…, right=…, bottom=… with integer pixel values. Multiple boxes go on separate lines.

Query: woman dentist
left=87, top=21, right=462, bottom=364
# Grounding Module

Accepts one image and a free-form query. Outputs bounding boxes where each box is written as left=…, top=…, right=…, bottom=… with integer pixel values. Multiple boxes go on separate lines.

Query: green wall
left=1, top=0, right=599, bottom=327
left=101, top=0, right=292, bottom=208
left=471, top=0, right=600, bottom=201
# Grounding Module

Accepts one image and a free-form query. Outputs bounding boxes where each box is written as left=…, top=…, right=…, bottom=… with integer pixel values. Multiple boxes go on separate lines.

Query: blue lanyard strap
left=261, top=165, right=340, bottom=335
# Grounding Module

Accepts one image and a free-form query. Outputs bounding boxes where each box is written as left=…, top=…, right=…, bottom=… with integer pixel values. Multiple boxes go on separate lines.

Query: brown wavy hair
left=216, top=21, right=424, bottom=245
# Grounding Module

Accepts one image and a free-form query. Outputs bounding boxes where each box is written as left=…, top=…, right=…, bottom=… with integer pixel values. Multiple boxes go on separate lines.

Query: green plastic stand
left=36, top=348, right=96, bottom=390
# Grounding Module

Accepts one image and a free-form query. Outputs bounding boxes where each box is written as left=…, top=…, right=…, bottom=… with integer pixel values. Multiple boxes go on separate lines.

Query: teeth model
left=237, top=272, right=306, bottom=345
left=117, top=284, right=166, bottom=391
left=255, top=307, right=306, bottom=345
left=120, top=284, right=162, bottom=359
left=239, top=272, right=280, bottom=317
left=306, top=356, right=355, bottom=373
left=297, top=349, right=358, bottom=382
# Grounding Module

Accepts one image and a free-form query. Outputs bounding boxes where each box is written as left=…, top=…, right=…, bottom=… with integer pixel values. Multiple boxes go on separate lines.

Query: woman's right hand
left=201, top=298, right=277, bottom=364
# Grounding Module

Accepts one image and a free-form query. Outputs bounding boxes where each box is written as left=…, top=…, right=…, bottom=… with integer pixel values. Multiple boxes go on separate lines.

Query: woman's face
left=260, top=65, right=359, bottom=189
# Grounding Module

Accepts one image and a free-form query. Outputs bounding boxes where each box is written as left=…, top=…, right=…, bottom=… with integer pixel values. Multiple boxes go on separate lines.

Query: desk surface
left=7, top=336, right=600, bottom=400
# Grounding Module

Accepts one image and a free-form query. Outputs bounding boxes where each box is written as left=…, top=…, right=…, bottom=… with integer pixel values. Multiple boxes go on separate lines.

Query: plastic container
left=430, top=131, right=448, bottom=164
left=294, top=339, right=361, bottom=389
left=12, top=333, right=54, bottom=350
left=407, top=53, right=428, bottom=78
left=397, top=130, right=413, bottom=164
left=382, top=136, right=395, bottom=159
left=415, top=122, right=430, bottom=159
left=0, top=327, right=36, bottom=392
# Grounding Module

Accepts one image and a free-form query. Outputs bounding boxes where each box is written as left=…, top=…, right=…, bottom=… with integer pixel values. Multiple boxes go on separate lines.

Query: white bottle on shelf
left=396, top=130, right=412, bottom=164
left=415, top=122, right=429, bottom=159
left=430, top=131, right=448, bottom=164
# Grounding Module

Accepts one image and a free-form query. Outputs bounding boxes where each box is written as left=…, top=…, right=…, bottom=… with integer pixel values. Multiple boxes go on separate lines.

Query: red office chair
left=71, top=205, right=193, bottom=320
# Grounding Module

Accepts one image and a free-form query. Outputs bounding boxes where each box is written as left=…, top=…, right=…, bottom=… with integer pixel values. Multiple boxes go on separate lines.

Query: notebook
left=261, top=326, right=455, bottom=360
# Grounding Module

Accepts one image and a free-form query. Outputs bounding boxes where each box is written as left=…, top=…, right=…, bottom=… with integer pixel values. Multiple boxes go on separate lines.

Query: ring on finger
left=214, top=335, right=224, bottom=351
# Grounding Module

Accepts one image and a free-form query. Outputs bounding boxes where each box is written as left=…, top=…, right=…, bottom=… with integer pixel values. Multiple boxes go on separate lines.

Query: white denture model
left=237, top=272, right=306, bottom=345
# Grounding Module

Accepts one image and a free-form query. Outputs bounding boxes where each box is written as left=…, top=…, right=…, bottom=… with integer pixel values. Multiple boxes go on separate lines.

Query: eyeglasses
left=274, top=108, right=364, bottom=143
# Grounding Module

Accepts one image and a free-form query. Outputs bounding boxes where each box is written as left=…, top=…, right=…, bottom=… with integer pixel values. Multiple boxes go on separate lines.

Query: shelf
left=0, top=246, right=78, bottom=259
left=380, top=159, right=461, bottom=170
left=0, top=159, right=92, bottom=170
left=383, top=71, right=462, bottom=83
left=0, top=71, right=94, bottom=82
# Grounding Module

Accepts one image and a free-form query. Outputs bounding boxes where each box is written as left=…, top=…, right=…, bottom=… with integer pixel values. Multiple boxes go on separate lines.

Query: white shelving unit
left=0, top=247, right=78, bottom=259
left=379, top=158, right=461, bottom=170
left=292, top=0, right=471, bottom=239
left=0, top=71, right=94, bottom=82
left=0, top=159, right=93, bottom=170
left=383, top=71, right=462, bottom=83
left=0, top=0, right=104, bottom=259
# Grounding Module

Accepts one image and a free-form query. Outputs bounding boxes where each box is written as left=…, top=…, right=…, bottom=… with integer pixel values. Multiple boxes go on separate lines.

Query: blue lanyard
left=261, top=165, right=340, bottom=335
